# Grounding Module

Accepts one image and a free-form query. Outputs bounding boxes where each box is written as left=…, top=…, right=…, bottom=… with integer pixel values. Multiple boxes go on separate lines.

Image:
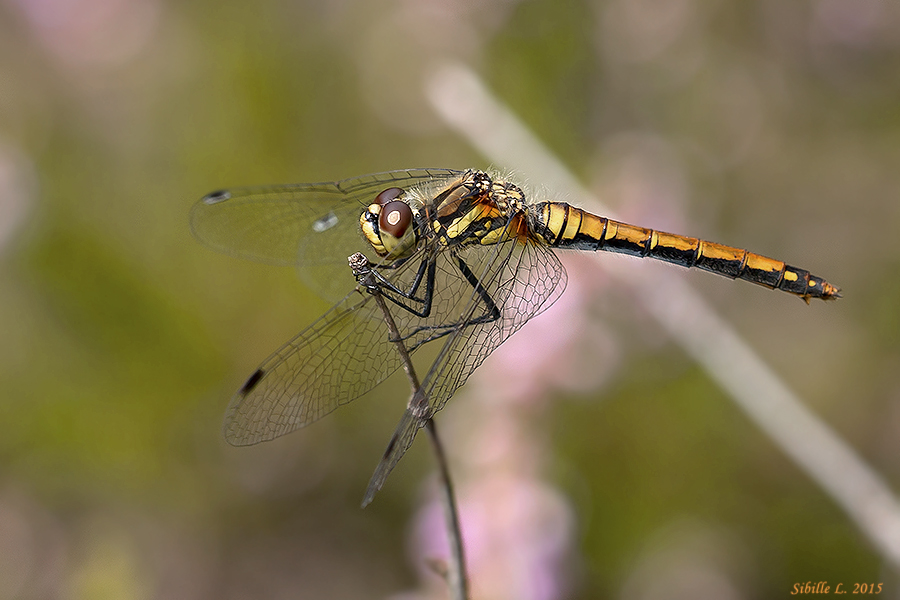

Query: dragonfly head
left=360, top=187, right=419, bottom=259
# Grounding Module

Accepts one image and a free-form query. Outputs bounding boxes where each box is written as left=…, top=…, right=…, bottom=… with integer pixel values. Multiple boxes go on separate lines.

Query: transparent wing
left=221, top=230, right=460, bottom=445
left=220, top=212, right=516, bottom=445
left=224, top=219, right=563, bottom=450
left=363, top=237, right=567, bottom=504
left=222, top=279, right=411, bottom=445
left=190, top=169, right=462, bottom=300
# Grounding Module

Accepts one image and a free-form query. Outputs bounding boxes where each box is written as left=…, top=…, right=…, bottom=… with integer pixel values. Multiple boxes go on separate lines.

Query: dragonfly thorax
left=425, top=170, right=533, bottom=248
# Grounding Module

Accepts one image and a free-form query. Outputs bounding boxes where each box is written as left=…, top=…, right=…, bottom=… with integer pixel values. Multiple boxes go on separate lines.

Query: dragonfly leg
left=371, top=254, right=429, bottom=300
left=354, top=252, right=437, bottom=318
left=395, top=254, right=505, bottom=350
left=375, top=257, right=437, bottom=318
left=454, top=255, right=501, bottom=326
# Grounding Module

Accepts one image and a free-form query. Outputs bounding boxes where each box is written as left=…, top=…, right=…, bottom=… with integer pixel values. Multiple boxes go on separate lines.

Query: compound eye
left=374, top=187, right=404, bottom=205
left=378, top=200, right=412, bottom=237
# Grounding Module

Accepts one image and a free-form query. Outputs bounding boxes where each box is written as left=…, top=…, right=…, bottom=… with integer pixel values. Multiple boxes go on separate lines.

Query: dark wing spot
left=239, top=368, right=265, bottom=395
left=202, top=190, right=231, bottom=204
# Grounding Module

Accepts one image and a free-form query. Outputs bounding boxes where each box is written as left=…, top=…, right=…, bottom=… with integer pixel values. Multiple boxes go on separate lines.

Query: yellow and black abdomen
left=532, top=201, right=840, bottom=302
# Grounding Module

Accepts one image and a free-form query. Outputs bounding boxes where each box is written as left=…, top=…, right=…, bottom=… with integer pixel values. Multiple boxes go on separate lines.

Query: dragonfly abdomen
left=533, top=201, right=840, bottom=302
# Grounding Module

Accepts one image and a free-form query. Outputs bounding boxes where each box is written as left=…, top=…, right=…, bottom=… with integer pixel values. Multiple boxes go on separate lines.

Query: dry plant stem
left=365, top=270, right=469, bottom=600
left=424, top=417, right=467, bottom=600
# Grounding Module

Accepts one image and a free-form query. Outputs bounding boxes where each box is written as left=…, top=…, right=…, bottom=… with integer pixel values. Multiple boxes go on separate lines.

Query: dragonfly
left=191, top=168, right=840, bottom=505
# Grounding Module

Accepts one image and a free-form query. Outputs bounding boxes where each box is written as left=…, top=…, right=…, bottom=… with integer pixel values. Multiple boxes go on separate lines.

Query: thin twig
left=425, top=418, right=467, bottom=600
left=350, top=252, right=469, bottom=600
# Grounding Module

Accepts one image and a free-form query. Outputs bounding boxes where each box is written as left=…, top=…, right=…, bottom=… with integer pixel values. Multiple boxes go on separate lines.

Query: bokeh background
left=1, top=0, right=899, bottom=598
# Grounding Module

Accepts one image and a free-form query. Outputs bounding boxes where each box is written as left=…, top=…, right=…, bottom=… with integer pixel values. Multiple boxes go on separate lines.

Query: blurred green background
left=1, top=0, right=899, bottom=598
